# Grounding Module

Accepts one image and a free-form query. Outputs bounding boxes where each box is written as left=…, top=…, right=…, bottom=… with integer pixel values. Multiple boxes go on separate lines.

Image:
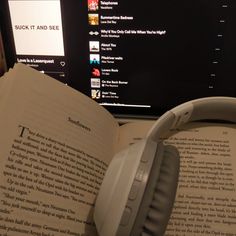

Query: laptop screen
left=0, top=0, right=236, bottom=119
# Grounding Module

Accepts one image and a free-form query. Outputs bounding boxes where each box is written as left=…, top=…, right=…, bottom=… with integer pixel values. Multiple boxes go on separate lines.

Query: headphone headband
left=190, top=96, right=236, bottom=122
left=147, top=97, right=236, bottom=141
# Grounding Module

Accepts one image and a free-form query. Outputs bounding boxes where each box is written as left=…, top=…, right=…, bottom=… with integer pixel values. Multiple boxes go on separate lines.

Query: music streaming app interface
left=8, top=0, right=67, bottom=81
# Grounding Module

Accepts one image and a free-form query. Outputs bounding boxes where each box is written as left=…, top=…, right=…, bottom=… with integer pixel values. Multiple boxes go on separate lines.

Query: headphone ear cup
left=131, top=144, right=180, bottom=236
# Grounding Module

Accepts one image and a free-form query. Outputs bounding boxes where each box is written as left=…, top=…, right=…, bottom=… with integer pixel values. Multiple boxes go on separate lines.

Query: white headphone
left=94, top=97, right=236, bottom=236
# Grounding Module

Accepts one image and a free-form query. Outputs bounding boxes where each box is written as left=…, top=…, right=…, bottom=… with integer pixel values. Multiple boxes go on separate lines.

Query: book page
left=0, top=69, right=16, bottom=110
left=165, top=123, right=236, bottom=235
left=117, top=121, right=236, bottom=235
left=0, top=64, right=119, bottom=236
left=116, top=120, right=154, bottom=152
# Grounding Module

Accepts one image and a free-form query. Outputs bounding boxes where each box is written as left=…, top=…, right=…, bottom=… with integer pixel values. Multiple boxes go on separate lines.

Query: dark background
left=0, top=0, right=236, bottom=118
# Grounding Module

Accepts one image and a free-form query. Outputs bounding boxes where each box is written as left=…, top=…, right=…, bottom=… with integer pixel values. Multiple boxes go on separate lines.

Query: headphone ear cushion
left=131, top=144, right=180, bottom=236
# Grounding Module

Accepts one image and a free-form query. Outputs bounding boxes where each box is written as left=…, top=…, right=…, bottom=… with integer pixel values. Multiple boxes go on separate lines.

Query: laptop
left=0, top=0, right=235, bottom=122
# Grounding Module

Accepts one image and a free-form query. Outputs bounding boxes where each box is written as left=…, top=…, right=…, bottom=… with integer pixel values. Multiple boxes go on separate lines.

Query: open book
left=0, top=63, right=235, bottom=235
